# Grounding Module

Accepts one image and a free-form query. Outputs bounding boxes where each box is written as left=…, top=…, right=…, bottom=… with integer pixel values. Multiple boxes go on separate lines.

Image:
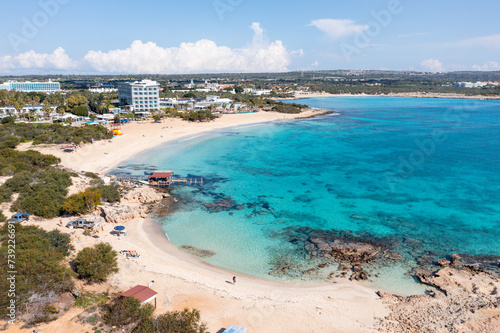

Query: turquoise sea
left=114, top=96, right=500, bottom=294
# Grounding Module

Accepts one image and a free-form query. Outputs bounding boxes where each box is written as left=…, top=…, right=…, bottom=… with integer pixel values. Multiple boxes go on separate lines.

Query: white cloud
left=472, top=61, right=500, bottom=71
left=0, top=23, right=291, bottom=74
left=308, top=19, right=368, bottom=39
left=420, top=59, right=444, bottom=72
left=0, top=47, right=77, bottom=72
left=84, top=23, right=290, bottom=74
left=311, top=61, right=319, bottom=67
left=455, top=34, right=500, bottom=48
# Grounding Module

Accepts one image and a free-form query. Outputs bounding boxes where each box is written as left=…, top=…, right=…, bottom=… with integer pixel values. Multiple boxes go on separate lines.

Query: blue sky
left=1, top=0, right=499, bottom=74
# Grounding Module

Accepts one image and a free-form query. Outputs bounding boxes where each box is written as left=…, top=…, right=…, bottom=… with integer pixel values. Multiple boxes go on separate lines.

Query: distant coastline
left=283, top=91, right=500, bottom=100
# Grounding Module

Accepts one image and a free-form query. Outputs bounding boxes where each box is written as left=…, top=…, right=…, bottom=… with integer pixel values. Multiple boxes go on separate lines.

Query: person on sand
left=233, top=276, right=236, bottom=284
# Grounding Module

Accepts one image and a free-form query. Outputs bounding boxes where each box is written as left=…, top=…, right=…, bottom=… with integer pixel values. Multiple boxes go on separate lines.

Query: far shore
left=284, top=91, right=500, bottom=100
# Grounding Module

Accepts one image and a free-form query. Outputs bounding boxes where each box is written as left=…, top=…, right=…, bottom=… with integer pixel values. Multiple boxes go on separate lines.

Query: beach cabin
left=120, top=285, right=158, bottom=308
left=148, top=171, right=174, bottom=188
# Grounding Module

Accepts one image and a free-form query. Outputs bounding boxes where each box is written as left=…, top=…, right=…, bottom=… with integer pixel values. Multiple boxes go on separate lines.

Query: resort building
left=89, top=87, right=118, bottom=93
left=159, top=95, right=242, bottom=111
left=454, top=82, right=487, bottom=88
left=118, top=79, right=160, bottom=115
left=0, top=80, right=61, bottom=93
left=0, top=104, right=57, bottom=116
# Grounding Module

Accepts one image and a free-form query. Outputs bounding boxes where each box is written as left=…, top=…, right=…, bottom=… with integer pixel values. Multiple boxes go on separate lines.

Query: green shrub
left=1, top=116, right=15, bottom=124
left=62, top=188, right=102, bottom=215
left=154, top=309, right=208, bottom=333
left=133, top=319, right=156, bottom=333
left=102, top=296, right=154, bottom=328
left=71, top=105, right=89, bottom=117
left=75, top=293, right=109, bottom=308
left=97, top=184, right=121, bottom=203
left=85, top=171, right=100, bottom=179
left=73, top=243, right=118, bottom=282
left=61, top=192, right=86, bottom=215
left=0, top=211, right=5, bottom=222
left=7, top=169, right=72, bottom=218
left=0, top=225, right=75, bottom=319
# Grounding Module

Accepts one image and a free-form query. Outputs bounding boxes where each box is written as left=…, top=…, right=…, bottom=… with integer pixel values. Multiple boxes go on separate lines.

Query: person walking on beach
left=233, top=276, right=236, bottom=284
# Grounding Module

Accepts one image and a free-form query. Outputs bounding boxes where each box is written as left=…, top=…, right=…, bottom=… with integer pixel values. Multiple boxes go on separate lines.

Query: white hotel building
left=118, top=79, right=159, bottom=115
left=0, top=80, right=60, bottom=93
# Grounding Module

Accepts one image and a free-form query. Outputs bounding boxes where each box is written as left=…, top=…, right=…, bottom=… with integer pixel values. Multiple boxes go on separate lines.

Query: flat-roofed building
left=118, top=79, right=159, bottom=115
left=0, top=80, right=60, bottom=93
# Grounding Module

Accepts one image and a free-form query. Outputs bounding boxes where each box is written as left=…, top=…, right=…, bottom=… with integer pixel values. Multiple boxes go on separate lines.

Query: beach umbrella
left=114, top=225, right=126, bottom=233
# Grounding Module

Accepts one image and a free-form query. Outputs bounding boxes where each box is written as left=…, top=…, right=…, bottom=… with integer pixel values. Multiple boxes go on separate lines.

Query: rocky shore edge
left=377, top=255, right=500, bottom=332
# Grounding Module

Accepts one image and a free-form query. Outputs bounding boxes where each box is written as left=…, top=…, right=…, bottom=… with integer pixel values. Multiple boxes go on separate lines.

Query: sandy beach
left=7, top=109, right=394, bottom=333
left=22, top=110, right=332, bottom=175
left=16, top=215, right=388, bottom=333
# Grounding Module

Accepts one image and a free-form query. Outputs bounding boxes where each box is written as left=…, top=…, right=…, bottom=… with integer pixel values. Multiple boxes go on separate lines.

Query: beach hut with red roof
left=120, top=285, right=158, bottom=308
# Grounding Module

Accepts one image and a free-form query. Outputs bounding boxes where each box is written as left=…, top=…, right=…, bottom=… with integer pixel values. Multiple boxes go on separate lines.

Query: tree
left=234, top=86, right=244, bottom=94
left=102, top=296, right=154, bottom=328
left=71, top=105, right=89, bottom=117
left=42, top=100, right=53, bottom=120
left=73, top=242, right=118, bottom=282
left=155, top=309, right=208, bottom=333
left=12, top=97, right=25, bottom=116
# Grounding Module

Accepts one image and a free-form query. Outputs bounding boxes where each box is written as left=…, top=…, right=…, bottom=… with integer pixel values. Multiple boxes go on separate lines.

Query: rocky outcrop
left=121, top=186, right=166, bottom=204
left=99, top=186, right=167, bottom=223
left=99, top=203, right=150, bottom=224
left=377, top=264, right=500, bottom=333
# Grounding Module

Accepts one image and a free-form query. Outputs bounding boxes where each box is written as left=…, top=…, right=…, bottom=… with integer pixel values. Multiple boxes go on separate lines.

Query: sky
left=0, top=0, right=499, bottom=75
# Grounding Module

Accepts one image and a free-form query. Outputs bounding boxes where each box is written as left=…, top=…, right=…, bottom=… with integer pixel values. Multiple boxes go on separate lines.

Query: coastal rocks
left=437, top=259, right=451, bottom=267
left=99, top=185, right=167, bottom=223
left=121, top=186, right=166, bottom=204
left=377, top=263, right=500, bottom=333
left=99, top=204, right=149, bottom=224
left=180, top=245, right=216, bottom=258
left=268, top=227, right=400, bottom=282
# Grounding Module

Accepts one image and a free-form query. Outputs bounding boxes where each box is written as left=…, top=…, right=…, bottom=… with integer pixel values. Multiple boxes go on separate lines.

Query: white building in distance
left=118, top=79, right=159, bottom=114
left=454, top=82, right=487, bottom=88
left=0, top=80, right=60, bottom=93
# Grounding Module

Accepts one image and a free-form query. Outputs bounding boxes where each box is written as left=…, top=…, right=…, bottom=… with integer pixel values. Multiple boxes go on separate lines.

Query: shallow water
left=114, top=96, right=500, bottom=294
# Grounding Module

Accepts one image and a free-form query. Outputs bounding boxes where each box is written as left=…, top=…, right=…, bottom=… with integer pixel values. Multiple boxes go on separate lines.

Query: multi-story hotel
left=0, top=80, right=61, bottom=93
left=118, top=79, right=160, bottom=114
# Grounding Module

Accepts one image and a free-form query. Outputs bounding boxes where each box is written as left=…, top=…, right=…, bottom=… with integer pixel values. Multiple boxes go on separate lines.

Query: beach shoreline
left=22, top=109, right=333, bottom=175
left=283, top=91, right=500, bottom=100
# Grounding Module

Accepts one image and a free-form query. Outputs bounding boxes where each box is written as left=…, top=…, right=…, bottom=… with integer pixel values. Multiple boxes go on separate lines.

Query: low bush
left=73, top=243, right=118, bottom=282
left=97, top=184, right=121, bottom=203
left=0, top=225, right=74, bottom=319
left=102, top=295, right=154, bottom=328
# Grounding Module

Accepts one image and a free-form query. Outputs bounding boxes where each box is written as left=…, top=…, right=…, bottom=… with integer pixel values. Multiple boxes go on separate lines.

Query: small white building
left=454, top=82, right=487, bottom=88
left=0, top=104, right=58, bottom=117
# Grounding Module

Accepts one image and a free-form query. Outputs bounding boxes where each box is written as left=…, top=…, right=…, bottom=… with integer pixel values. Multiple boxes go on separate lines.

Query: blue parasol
left=114, top=225, right=126, bottom=231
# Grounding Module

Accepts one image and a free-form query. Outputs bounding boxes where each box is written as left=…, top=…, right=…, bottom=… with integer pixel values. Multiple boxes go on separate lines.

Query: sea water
left=114, top=96, right=500, bottom=294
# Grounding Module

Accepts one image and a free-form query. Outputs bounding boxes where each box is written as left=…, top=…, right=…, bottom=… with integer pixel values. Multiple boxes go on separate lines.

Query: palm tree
left=12, top=98, right=25, bottom=118
left=42, top=100, right=52, bottom=120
